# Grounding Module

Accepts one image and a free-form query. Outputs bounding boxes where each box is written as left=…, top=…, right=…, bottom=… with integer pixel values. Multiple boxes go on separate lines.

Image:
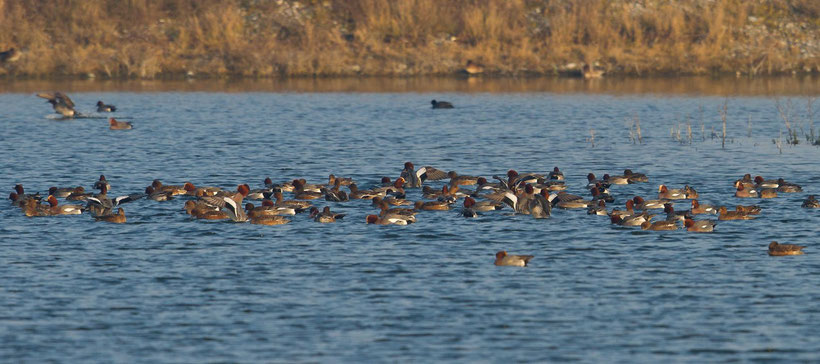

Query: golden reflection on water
left=1, top=76, right=819, bottom=95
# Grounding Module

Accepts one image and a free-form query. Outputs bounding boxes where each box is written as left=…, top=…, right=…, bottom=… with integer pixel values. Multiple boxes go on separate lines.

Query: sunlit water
left=1, top=78, right=819, bottom=362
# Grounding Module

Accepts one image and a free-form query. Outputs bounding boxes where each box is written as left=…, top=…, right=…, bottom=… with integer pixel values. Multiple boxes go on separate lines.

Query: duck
left=36, top=92, right=76, bottom=117
left=245, top=200, right=302, bottom=217
left=690, top=200, right=717, bottom=214
left=366, top=214, right=413, bottom=225
left=587, top=200, right=608, bottom=216
left=759, top=188, right=778, bottom=199
left=658, top=185, right=686, bottom=200
left=96, top=101, right=117, bottom=112
left=734, top=174, right=754, bottom=189
left=321, top=179, right=349, bottom=202
left=494, top=251, right=533, bottom=267
left=250, top=214, right=290, bottom=225
left=463, top=60, right=484, bottom=75
left=632, top=196, right=667, bottom=210
left=0, top=47, right=21, bottom=64
left=501, top=184, right=535, bottom=214
left=586, top=173, right=609, bottom=189
left=735, top=205, right=762, bottom=215
left=94, top=208, right=126, bottom=223
left=150, top=180, right=189, bottom=196
left=413, top=200, right=450, bottom=211
left=683, top=185, right=698, bottom=199
left=462, top=197, right=478, bottom=217
left=776, top=178, right=802, bottom=193
left=13, top=184, right=41, bottom=201
left=85, top=185, right=113, bottom=216
left=610, top=211, right=653, bottom=226
left=109, top=117, right=132, bottom=130
left=328, top=174, right=354, bottom=187
left=802, top=195, right=820, bottom=208
left=582, top=63, right=604, bottom=79
left=447, top=171, right=480, bottom=186
left=623, top=169, right=648, bottom=183
left=374, top=200, right=418, bottom=221
left=348, top=184, right=383, bottom=200
left=48, top=186, right=81, bottom=198
left=22, top=198, right=51, bottom=217
left=603, top=173, right=629, bottom=185
left=467, top=197, right=504, bottom=212
left=144, top=186, right=174, bottom=201
left=309, top=206, right=345, bottom=223
left=93, top=175, right=111, bottom=191
left=718, top=206, right=755, bottom=220
left=590, top=185, right=614, bottom=203
left=431, top=99, right=454, bottom=109
left=684, top=218, right=717, bottom=232
left=641, top=220, right=678, bottom=231
left=184, top=200, right=221, bottom=218
left=664, top=203, right=691, bottom=223
left=183, top=182, right=221, bottom=197
left=65, top=186, right=92, bottom=201
left=272, top=190, right=312, bottom=209
left=528, top=190, right=552, bottom=219
left=753, top=176, right=779, bottom=189
left=548, top=167, right=564, bottom=180
left=734, top=183, right=758, bottom=198
left=768, top=241, right=806, bottom=256
left=400, top=162, right=448, bottom=188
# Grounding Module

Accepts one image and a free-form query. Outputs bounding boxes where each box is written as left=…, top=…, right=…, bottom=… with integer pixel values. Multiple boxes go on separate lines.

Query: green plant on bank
left=1, top=0, right=819, bottom=78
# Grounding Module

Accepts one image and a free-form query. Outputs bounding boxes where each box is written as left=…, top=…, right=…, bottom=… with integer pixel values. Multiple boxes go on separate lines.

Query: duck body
left=768, top=241, right=805, bottom=256
left=494, top=251, right=533, bottom=267
left=431, top=100, right=454, bottom=109
left=97, top=101, right=117, bottom=112
left=94, top=208, right=126, bottom=223
left=802, top=195, right=820, bottom=208
left=109, top=117, right=132, bottom=130
left=685, top=218, right=717, bottom=232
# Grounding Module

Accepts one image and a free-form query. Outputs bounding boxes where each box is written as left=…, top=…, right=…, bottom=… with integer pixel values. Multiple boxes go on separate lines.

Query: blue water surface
left=1, top=79, right=819, bottom=363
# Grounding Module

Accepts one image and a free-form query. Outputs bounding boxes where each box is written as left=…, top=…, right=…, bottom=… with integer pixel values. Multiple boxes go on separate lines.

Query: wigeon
left=641, top=220, right=678, bottom=231
left=690, top=200, right=717, bottom=214
left=684, top=218, right=717, bottom=232
left=718, top=206, right=755, bottom=220
left=802, top=195, right=820, bottom=208
left=94, top=208, right=126, bottom=223
left=309, top=206, right=345, bottom=223
left=96, top=100, right=116, bottom=112
left=109, top=117, right=132, bottom=130
left=768, top=241, right=805, bottom=256
left=494, top=251, right=533, bottom=267
left=753, top=176, right=779, bottom=189
left=37, top=91, right=76, bottom=117
left=776, top=178, right=802, bottom=193
left=400, top=162, right=448, bottom=188
left=548, top=167, right=564, bottom=181
left=623, top=169, right=648, bottom=183
left=658, top=185, right=686, bottom=200
left=366, top=214, right=413, bottom=225
left=45, top=195, right=82, bottom=215
left=759, top=188, right=777, bottom=199
left=734, top=183, right=758, bottom=198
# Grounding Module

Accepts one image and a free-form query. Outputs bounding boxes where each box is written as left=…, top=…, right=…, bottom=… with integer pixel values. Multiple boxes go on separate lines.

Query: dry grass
left=1, top=0, right=818, bottom=78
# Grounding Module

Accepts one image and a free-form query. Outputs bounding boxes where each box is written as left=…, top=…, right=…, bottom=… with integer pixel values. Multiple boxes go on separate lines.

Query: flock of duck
left=22, top=91, right=816, bottom=265
left=10, top=157, right=815, bottom=265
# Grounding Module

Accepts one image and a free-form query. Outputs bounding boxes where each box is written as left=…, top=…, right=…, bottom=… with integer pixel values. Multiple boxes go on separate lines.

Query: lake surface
left=2, top=77, right=820, bottom=363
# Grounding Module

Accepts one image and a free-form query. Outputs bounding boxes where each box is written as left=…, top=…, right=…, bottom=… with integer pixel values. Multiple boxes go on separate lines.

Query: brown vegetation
left=1, top=0, right=819, bottom=78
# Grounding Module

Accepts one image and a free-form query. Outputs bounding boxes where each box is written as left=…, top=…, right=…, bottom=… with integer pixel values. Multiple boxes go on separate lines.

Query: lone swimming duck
left=96, top=101, right=117, bottom=112
left=802, top=195, right=820, bottom=208
left=109, top=117, right=132, bottom=130
left=494, top=251, right=534, bottom=267
left=768, top=241, right=805, bottom=256
left=431, top=100, right=454, bottom=109
left=463, top=60, right=484, bottom=75
left=36, top=92, right=76, bottom=117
